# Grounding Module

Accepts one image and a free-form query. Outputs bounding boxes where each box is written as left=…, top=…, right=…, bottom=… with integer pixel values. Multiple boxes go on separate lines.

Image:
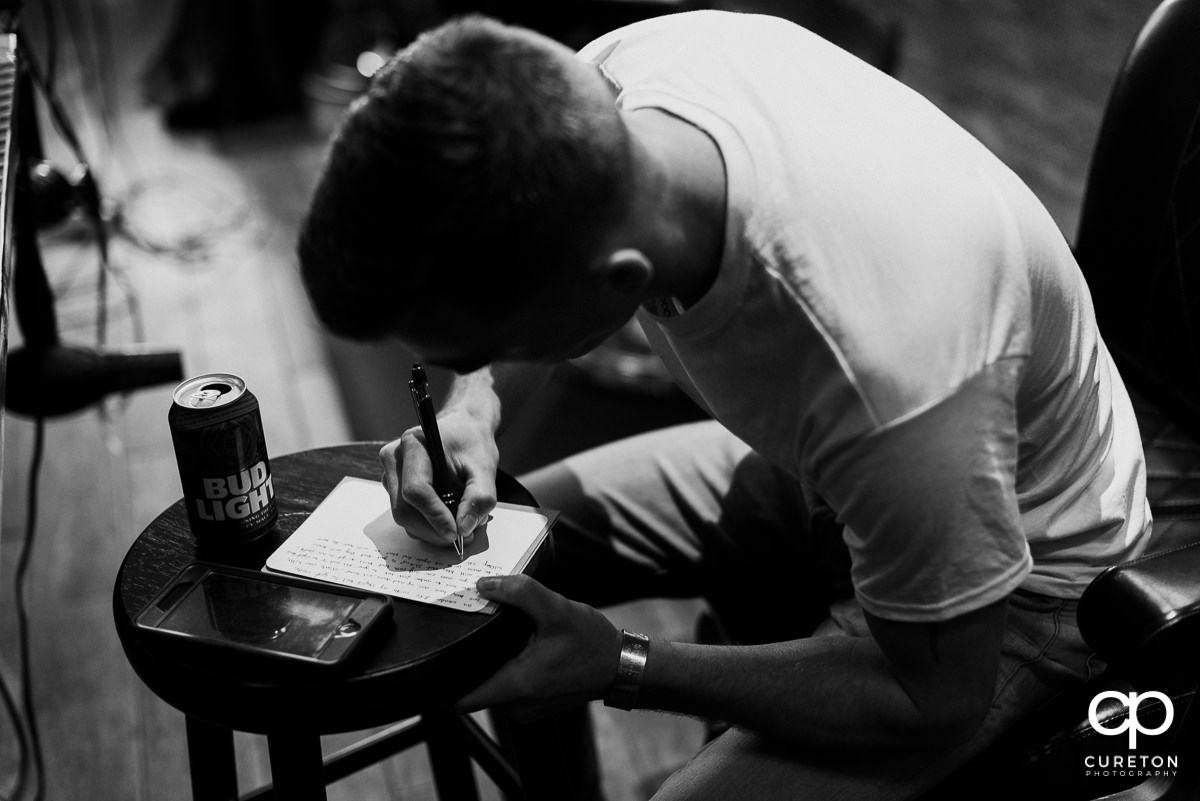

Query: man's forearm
left=444, top=362, right=554, bottom=436
left=639, top=636, right=975, bottom=751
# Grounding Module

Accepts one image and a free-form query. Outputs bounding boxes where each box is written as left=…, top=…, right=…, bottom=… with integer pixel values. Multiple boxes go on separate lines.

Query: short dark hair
left=298, top=15, right=632, bottom=341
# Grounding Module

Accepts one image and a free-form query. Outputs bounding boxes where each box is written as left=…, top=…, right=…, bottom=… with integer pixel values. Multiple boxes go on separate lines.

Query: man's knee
left=520, top=460, right=586, bottom=515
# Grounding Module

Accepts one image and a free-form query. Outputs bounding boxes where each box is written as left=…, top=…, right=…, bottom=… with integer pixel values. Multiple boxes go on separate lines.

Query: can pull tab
left=189, top=382, right=235, bottom=408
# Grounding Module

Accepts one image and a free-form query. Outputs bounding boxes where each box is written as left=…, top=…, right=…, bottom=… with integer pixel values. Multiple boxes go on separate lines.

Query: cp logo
left=1088, top=691, right=1174, bottom=749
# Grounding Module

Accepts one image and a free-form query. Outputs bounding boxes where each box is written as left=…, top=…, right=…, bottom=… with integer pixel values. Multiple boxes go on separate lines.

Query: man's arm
left=459, top=575, right=1008, bottom=751
left=639, top=599, right=1007, bottom=750
left=440, top=361, right=556, bottom=436
left=380, top=362, right=554, bottom=544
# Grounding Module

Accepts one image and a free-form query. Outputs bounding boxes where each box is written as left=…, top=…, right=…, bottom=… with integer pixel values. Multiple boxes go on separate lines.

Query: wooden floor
left=0, top=0, right=1161, bottom=799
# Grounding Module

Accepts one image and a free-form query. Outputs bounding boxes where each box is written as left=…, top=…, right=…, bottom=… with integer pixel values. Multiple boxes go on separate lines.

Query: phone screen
left=158, top=571, right=364, bottom=658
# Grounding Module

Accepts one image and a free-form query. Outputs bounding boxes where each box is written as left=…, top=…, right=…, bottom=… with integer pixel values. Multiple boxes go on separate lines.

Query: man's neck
left=623, top=108, right=727, bottom=310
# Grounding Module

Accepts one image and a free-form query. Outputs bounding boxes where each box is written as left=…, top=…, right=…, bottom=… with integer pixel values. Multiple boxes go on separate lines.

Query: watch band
left=604, top=630, right=650, bottom=710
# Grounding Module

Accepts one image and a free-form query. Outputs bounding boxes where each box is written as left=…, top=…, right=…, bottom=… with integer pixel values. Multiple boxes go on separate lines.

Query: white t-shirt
left=579, top=11, right=1151, bottom=622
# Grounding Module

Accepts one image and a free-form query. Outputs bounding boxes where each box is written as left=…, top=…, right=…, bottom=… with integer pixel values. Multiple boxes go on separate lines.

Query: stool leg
left=185, top=716, right=239, bottom=801
left=490, top=705, right=603, bottom=801
left=426, top=712, right=480, bottom=801
left=267, top=731, right=328, bottom=801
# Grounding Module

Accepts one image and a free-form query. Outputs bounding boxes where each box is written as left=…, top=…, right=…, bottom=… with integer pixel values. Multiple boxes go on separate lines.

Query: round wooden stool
left=113, top=442, right=554, bottom=801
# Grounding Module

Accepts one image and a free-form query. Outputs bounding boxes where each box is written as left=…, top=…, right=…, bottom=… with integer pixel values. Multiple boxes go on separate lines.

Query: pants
left=518, top=420, right=1102, bottom=800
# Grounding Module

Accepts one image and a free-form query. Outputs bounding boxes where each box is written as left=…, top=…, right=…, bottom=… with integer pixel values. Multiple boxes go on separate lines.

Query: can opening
left=190, top=383, right=234, bottom=408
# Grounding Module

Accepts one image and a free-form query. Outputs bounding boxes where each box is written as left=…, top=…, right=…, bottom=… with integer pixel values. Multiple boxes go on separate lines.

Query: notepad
left=265, top=476, right=556, bottom=614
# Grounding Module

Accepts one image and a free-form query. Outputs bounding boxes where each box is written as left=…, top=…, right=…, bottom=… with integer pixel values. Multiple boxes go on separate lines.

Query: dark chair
left=924, top=0, right=1200, bottom=798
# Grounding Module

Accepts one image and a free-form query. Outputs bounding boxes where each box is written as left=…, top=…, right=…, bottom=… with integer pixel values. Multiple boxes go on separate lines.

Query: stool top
left=113, top=442, right=545, bottom=734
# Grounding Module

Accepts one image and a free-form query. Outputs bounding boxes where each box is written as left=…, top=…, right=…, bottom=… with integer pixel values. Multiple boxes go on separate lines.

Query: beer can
left=169, top=373, right=277, bottom=545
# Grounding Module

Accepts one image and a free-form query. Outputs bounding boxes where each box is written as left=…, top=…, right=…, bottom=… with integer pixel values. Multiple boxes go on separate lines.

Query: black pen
left=409, top=363, right=463, bottom=557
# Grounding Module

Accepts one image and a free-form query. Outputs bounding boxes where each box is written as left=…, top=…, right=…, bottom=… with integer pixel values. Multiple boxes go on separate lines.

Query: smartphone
left=134, top=562, right=393, bottom=675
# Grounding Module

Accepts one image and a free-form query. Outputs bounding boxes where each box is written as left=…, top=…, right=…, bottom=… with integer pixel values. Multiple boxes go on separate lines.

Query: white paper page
left=265, top=476, right=553, bottom=613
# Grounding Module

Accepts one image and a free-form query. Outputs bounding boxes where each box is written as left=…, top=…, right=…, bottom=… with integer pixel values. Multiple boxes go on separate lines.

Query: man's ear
left=589, top=248, right=653, bottom=295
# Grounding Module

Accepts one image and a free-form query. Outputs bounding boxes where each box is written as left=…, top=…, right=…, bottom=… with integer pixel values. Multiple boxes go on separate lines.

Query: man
left=298, top=11, right=1150, bottom=799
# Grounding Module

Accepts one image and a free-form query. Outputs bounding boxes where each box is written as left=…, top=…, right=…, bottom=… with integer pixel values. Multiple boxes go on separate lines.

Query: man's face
left=398, top=266, right=640, bottom=374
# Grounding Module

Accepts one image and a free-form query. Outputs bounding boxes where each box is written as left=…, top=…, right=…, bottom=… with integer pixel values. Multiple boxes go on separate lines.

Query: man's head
left=298, top=16, right=640, bottom=369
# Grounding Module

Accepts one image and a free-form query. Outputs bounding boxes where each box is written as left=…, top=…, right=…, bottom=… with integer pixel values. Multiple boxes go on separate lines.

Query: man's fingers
left=476, top=574, right=558, bottom=616
left=379, top=439, right=400, bottom=475
left=380, top=426, right=501, bottom=549
left=390, top=434, right=458, bottom=543
left=456, top=475, right=497, bottom=538
left=457, top=668, right=523, bottom=713
left=459, top=576, right=619, bottom=712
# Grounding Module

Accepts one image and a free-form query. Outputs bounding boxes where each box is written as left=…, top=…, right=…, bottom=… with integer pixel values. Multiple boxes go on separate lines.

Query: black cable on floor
left=0, top=655, right=31, bottom=800
left=15, top=417, right=48, bottom=801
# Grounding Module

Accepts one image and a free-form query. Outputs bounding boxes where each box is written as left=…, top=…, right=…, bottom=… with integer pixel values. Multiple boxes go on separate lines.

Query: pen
left=408, top=362, right=463, bottom=557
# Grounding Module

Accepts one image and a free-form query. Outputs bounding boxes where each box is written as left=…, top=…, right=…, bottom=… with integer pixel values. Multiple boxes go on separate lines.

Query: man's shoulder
left=578, top=10, right=801, bottom=61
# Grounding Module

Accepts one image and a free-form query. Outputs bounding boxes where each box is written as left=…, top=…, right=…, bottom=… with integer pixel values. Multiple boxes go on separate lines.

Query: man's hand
left=457, top=575, right=623, bottom=718
left=379, top=410, right=500, bottom=548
